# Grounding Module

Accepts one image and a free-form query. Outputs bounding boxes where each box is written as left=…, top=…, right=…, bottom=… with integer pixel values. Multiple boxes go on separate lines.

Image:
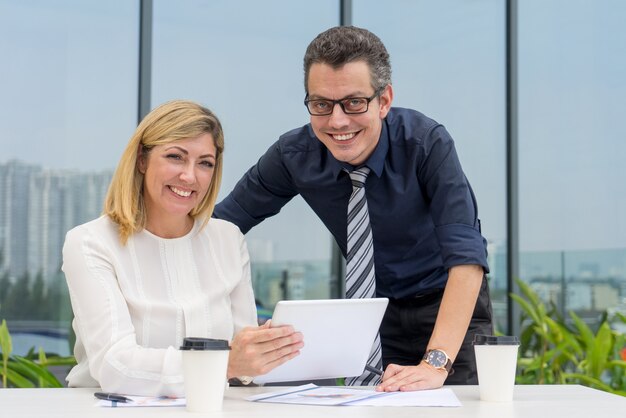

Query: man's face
left=307, top=61, right=393, bottom=166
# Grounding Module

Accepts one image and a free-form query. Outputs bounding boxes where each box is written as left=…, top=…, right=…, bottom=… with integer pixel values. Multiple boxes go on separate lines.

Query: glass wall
left=1, top=0, right=625, bottom=375
left=354, top=0, right=508, bottom=330
left=0, top=0, right=138, bottom=355
left=518, top=0, right=626, bottom=327
left=151, top=0, right=338, bottom=311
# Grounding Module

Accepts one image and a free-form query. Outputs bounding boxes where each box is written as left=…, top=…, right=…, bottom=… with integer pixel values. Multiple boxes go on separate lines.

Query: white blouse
left=62, top=216, right=256, bottom=397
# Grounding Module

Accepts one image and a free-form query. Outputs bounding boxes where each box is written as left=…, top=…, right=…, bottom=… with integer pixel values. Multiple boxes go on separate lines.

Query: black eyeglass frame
left=303, top=88, right=384, bottom=116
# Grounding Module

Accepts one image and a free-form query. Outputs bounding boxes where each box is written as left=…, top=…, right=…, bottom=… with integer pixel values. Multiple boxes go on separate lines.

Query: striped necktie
left=344, top=166, right=382, bottom=386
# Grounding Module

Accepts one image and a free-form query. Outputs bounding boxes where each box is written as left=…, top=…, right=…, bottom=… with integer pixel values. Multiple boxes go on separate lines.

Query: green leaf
left=520, top=355, right=543, bottom=370
left=13, top=356, right=62, bottom=388
left=42, top=356, right=77, bottom=367
left=510, top=293, right=541, bottom=324
left=8, top=358, right=41, bottom=382
left=589, top=323, right=612, bottom=378
left=0, top=319, right=12, bottom=356
left=511, top=277, right=626, bottom=394
left=607, top=359, right=626, bottom=369
left=516, top=279, right=542, bottom=308
left=24, top=346, right=36, bottom=359
left=0, top=367, right=35, bottom=388
left=553, top=321, right=582, bottom=355
left=0, top=319, right=11, bottom=388
left=38, top=347, right=47, bottom=365
left=614, top=312, right=626, bottom=324
left=570, top=312, right=595, bottom=349
left=551, top=341, right=578, bottom=364
left=519, top=323, right=537, bottom=353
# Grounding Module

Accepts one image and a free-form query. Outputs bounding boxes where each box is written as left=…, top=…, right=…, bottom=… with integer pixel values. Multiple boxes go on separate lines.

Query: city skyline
left=2, top=159, right=626, bottom=286
left=1, top=157, right=625, bottom=356
left=0, top=160, right=111, bottom=280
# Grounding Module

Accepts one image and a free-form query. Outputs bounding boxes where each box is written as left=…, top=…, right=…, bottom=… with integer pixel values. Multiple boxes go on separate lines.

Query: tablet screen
left=253, top=298, right=389, bottom=384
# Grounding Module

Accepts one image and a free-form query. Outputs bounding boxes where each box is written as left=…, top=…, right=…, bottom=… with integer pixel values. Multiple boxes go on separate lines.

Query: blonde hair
left=104, top=100, right=224, bottom=244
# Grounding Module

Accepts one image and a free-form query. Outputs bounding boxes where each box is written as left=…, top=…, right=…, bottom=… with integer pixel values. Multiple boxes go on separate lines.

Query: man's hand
left=375, top=264, right=483, bottom=391
left=375, top=362, right=447, bottom=392
left=227, top=321, right=304, bottom=379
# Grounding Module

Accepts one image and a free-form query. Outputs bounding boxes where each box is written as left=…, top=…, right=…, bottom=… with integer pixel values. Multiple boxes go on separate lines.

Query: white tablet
left=253, top=298, right=389, bottom=384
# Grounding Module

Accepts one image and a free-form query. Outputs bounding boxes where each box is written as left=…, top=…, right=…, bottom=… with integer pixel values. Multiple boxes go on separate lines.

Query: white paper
left=355, top=388, right=462, bottom=407
left=246, top=384, right=462, bottom=407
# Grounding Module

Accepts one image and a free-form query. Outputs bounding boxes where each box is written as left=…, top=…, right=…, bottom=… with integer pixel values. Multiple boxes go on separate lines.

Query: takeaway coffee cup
left=473, top=334, right=520, bottom=402
left=180, top=337, right=231, bottom=413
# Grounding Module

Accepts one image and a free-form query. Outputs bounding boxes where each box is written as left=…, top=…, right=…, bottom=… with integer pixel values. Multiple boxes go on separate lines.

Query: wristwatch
left=422, top=349, right=453, bottom=374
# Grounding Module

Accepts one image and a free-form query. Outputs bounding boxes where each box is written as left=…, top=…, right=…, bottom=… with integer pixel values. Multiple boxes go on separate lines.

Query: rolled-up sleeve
left=435, top=224, right=489, bottom=272
left=421, top=126, right=489, bottom=273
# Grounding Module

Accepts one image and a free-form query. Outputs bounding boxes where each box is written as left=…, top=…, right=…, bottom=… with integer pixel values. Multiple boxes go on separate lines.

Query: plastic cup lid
left=180, top=337, right=231, bottom=351
left=473, top=334, right=520, bottom=345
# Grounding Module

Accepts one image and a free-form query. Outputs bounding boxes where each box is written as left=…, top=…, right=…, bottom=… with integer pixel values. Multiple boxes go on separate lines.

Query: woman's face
left=139, top=133, right=216, bottom=233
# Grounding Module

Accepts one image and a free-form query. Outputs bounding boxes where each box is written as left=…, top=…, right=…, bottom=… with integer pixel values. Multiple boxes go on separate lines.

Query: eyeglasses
left=304, top=89, right=382, bottom=116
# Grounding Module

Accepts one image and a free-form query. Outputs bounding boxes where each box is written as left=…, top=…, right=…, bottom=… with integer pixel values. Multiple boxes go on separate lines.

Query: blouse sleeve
left=223, top=224, right=258, bottom=333
left=62, top=225, right=185, bottom=397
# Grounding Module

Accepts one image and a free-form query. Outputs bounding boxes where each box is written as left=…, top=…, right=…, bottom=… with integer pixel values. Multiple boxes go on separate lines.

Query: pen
left=94, top=392, right=131, bottom=403
left=365, top=365, right=384, bottom=376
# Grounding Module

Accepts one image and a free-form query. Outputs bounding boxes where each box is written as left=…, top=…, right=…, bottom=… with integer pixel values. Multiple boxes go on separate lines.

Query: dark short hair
left=303, top=26, right=392, bottom=93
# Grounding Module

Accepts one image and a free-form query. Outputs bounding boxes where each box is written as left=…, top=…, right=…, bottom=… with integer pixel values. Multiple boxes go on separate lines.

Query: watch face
left=427, top=350, right=448, bottom=368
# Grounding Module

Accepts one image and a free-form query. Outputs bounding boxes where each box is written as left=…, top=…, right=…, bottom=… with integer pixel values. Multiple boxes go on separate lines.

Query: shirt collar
left=328, top=121, right=389, bottom=179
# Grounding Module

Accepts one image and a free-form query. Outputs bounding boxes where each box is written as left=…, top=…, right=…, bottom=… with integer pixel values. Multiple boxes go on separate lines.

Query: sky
left=1, top=0, right=625, bottom=260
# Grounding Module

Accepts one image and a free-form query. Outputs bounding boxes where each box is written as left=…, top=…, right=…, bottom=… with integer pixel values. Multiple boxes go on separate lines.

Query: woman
left=62, top=100, right=302, bottom=396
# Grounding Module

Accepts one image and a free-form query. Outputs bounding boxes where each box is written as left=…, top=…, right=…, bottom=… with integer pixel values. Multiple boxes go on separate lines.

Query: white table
left=2, top=385, right=625, bottom=418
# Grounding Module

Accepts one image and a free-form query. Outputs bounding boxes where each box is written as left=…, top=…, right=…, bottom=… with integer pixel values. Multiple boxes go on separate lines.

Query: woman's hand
left=227, top=321, right=304, bottom=379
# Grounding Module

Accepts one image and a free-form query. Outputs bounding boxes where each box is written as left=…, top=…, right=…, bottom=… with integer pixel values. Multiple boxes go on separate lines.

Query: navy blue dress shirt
left=214, top=107, right=488, bottom=299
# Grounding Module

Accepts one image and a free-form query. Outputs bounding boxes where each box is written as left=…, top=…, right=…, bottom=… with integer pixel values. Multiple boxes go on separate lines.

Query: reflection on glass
left=354, top=0, right=507, bottom=329
left=519, top=1, right=626, bottom=328
left=152, top=0, right=338, bottom=310
left=0, top=1, right=138, bottom=358
left=4, top=0, right=622, bottom=365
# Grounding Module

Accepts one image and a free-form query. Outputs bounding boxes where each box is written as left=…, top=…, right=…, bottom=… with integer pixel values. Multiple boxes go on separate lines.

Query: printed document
left=246, top=384, right=462, bottom=407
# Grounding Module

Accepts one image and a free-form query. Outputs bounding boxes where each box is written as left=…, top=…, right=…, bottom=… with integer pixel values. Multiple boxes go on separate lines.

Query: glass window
left=354, top=0, right=507, bottom=330
left=0, top=0, right=138, bottom=356
left=518, top=0, right=626, bottom=324
left=152, top=0, right=338, bottom=310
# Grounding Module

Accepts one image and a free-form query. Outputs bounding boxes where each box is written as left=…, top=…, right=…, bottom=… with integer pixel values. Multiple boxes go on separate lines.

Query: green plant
left=512, top=279, right=626, bottom=396
left=0, top=319, right=76, bottom=388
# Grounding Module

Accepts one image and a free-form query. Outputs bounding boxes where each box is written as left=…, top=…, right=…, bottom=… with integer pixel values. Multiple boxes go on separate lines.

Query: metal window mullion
left=506, top=0, right=520, bottom=336
left=138, top=0, right=153, bottom=123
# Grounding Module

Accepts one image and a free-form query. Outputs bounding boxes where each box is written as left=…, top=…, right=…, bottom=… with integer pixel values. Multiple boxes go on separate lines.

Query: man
left=214, top=26, right=493, bottom=391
